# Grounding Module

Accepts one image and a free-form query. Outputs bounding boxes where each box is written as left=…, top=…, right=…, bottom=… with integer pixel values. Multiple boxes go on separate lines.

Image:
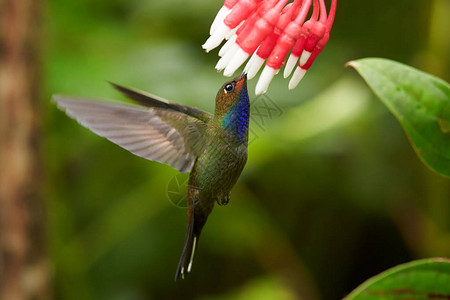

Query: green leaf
left=348, top=58, right=450, bottom=178
left=344, top=258, right=450, bottom=299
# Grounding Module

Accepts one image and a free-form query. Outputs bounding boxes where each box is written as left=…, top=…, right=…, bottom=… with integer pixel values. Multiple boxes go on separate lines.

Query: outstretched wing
left=53, top=95, right=209, bottom=173
left=109, top=83, right=212, bottom=124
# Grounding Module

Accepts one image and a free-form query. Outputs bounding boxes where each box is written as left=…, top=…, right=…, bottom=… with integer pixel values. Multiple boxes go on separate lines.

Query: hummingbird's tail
left=175, top=210, right=199, bottom=281
left=175, top=195, right=213, bottom=281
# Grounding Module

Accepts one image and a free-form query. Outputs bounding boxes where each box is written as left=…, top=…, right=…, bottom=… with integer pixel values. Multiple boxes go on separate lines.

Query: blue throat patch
left=221, top=88, right=250, bottom=143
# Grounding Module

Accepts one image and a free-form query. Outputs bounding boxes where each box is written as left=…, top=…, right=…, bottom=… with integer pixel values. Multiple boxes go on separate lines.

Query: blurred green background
left=43, top=0, right=450, bottom=299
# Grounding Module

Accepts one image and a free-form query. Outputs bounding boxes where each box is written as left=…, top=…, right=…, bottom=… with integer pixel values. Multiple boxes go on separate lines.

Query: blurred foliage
left=43, top=0, right=450, bottom=299
left=345, top=258, right=450, bottom=299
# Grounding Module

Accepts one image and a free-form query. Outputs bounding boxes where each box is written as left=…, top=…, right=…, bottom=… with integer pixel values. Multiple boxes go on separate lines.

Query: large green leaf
left=348, top=58, right=450, bottom=178
left=344, top=258, right=450, bottom=299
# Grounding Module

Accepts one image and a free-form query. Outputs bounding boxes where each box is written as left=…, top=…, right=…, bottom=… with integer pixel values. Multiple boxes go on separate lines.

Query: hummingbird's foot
left=217, top=194, right=230, bottom=206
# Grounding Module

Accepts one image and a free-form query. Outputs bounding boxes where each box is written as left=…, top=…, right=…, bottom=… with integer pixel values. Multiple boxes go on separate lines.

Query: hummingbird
left=53, top=73, right=250, bottom=280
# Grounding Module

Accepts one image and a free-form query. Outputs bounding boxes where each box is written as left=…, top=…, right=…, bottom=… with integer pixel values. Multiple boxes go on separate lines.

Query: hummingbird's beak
left=234, top=72, right=247, bottom=92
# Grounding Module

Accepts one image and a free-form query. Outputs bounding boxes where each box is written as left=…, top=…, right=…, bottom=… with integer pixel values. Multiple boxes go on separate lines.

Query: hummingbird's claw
left=217, top=193, right=231, bottom=206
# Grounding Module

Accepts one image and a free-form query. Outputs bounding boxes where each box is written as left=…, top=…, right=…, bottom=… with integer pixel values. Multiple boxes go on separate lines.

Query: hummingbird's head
left=215, top=73, right=250, bottom=142
left=215, top=72, right=249, bottom=117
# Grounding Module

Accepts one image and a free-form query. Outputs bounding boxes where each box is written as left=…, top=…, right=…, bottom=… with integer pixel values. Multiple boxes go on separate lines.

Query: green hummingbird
left=53, top=73, right=250, bottom=280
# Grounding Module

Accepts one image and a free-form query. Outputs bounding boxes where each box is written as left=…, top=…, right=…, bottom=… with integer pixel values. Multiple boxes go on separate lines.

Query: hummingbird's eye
left=224, top=81, right=236, bottom=93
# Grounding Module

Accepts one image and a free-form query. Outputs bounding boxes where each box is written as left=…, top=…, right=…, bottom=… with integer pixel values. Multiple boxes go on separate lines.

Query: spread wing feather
left=109, top=83, right=213, bottom=123
left=53, top=95, right=209, bottom=173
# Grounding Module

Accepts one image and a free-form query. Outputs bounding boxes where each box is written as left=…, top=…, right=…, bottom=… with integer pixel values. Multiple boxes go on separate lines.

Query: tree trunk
left=0, top=0, right=49, bottom=299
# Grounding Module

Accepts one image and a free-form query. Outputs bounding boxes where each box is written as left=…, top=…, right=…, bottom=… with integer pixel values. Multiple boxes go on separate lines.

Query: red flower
left=203, top=0, right=337, bottom=94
